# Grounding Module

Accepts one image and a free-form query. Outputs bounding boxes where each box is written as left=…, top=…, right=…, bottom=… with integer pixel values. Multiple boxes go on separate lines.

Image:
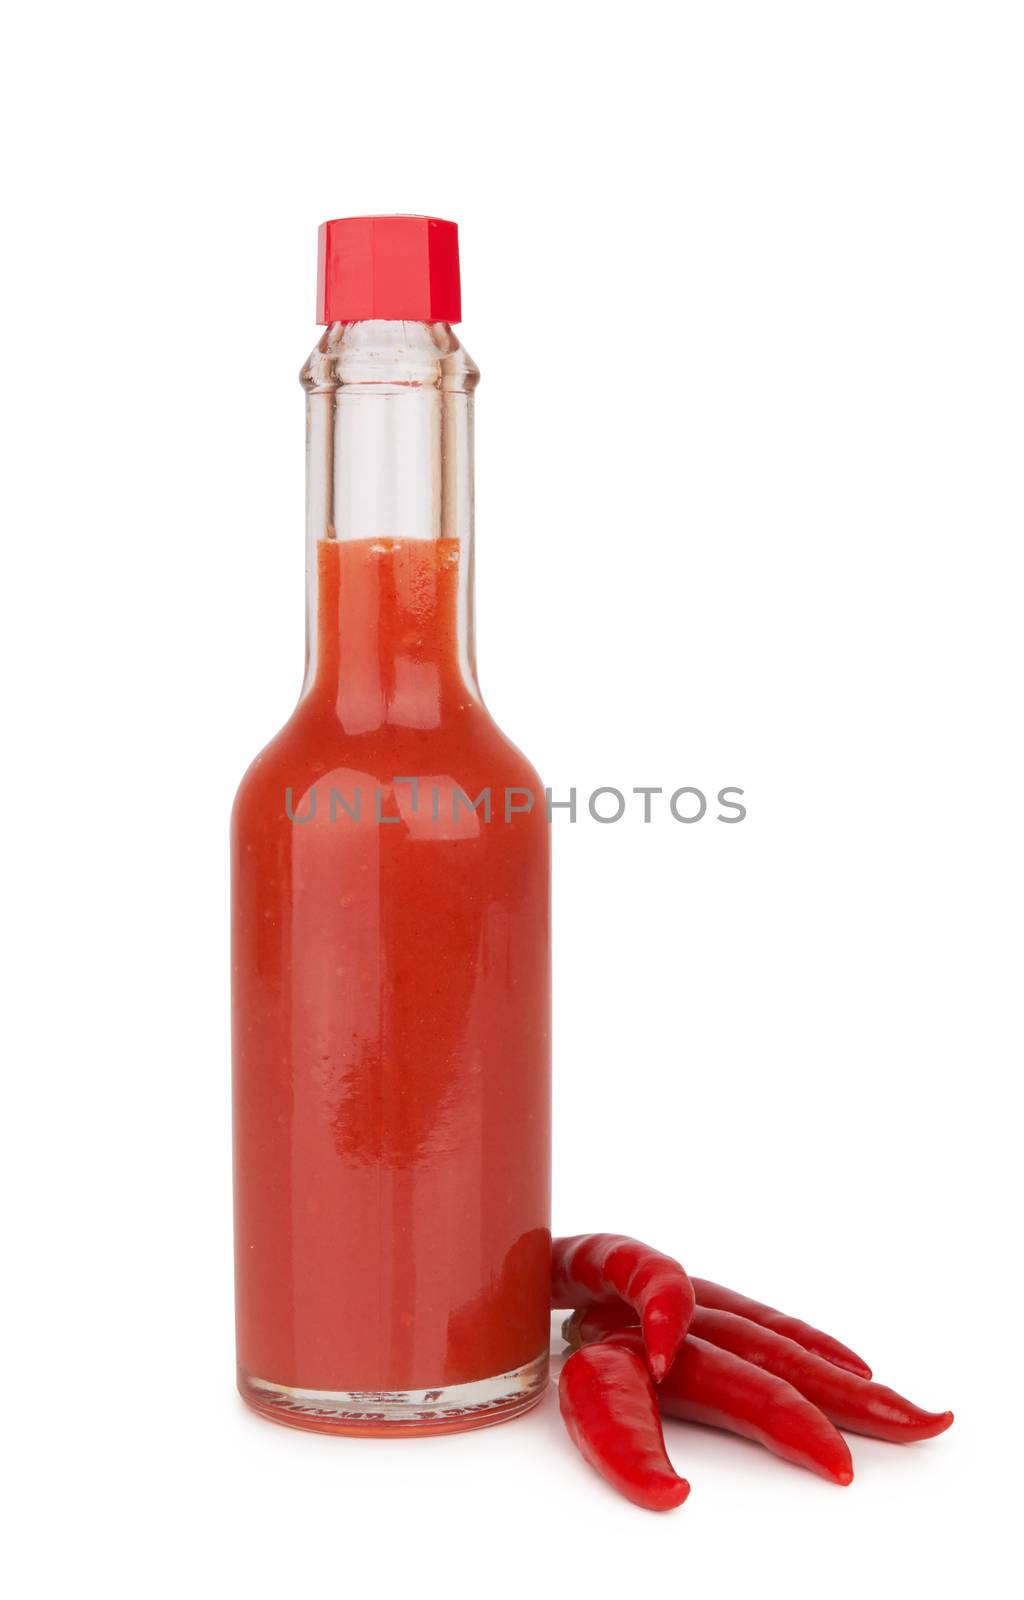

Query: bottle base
left=238, top=1350, right=549, bottom=1438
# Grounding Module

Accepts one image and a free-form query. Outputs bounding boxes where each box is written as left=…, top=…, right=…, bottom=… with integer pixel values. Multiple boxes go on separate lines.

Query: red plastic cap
left=316, top=215, right=461, bottom=325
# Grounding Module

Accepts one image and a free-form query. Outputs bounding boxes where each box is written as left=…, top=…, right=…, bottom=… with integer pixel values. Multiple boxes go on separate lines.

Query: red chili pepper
left=559, top=1342, right=691, bottom=1511
left=692, top=1277, right=872, bottom=1378
left=690, top=1306, right=953, bottom=1443
left=551, top=1233, right=695, bottom=1382
left=565, top=1315, right=853, bottom=1486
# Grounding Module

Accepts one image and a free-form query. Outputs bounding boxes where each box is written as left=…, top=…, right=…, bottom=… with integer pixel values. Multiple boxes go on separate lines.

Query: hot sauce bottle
left=232, top=217, right=551, bottom=1434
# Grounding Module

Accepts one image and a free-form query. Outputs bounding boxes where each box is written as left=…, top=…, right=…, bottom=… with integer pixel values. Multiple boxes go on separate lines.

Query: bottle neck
left=300, top=320, right=480, bottom=732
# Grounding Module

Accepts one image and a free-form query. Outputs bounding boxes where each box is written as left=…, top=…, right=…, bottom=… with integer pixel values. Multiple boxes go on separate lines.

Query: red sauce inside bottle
left=232, top=536, right=550, bottom=1422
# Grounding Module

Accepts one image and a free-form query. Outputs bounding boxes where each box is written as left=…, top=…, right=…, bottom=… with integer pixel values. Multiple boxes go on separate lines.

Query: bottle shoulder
left=232, top=704, right=548, bottom=856
left=233, top=701, right=543, bottom=819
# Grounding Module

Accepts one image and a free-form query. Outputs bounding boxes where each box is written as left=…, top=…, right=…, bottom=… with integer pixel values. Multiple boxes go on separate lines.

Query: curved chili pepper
left=559, top=1342, right=691, bottom=1511
left=565, top=1317, right=853, bottom=1485
left=551, top=1233, right=695, bottom=1382
left=692, top=1277, right=872, bottom=1379
left=569, top=1303, right=953, bottom=1445
left=690, top=1306, right=953, bottom=1442
left=661, top=1337, right=854, bottom=1484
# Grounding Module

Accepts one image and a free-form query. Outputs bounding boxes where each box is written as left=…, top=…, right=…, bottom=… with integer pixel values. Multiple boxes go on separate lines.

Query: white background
left=4, top=2, right=1021, bottom=1595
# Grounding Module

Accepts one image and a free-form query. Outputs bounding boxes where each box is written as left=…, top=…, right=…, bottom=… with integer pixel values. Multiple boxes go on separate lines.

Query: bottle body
left=232, top=318, right=551, bottom=1434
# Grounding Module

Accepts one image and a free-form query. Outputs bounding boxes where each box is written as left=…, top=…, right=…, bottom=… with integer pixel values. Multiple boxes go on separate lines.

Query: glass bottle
left=231, top=217, right=551, bottom=1435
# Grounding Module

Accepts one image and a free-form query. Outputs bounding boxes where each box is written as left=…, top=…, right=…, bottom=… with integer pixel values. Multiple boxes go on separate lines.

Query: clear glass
left=232, top=320, right=551, bottom=1435
left=301, top=321, right=480, bottom=702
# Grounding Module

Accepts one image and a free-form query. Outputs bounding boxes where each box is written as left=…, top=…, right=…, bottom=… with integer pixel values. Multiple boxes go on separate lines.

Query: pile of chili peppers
left=552, top=1233, right=953, bottom=1511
